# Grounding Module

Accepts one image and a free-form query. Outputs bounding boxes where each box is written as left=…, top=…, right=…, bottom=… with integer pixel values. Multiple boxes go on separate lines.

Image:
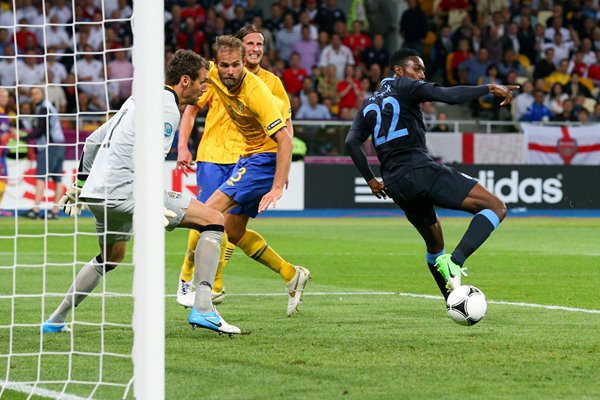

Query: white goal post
left=0, top=0, right=165, bottom=398
left=131, top=0, right=165, bottom=398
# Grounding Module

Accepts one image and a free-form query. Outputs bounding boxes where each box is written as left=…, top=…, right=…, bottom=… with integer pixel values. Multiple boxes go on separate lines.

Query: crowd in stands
left=2, top=0, right=600, bottom=143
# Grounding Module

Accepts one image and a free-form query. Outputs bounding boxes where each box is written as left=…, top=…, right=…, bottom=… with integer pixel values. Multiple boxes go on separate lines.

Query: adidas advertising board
left=304, top=164, right=598, bottom=209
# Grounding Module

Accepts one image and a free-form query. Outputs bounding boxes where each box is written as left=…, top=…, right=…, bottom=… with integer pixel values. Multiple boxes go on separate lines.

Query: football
left=446, top=285, right=487, bottom=326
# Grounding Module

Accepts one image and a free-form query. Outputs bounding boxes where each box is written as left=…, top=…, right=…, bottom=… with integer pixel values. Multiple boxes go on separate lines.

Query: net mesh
left=0, top=0, right=136, bottom=398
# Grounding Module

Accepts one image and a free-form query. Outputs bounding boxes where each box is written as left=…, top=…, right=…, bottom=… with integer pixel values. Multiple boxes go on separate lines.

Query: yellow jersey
left=195, top=86, right=243, bottom=164
left=197, top=64, right=291, bottom=163
left=207, top=66, right=287, bottom=158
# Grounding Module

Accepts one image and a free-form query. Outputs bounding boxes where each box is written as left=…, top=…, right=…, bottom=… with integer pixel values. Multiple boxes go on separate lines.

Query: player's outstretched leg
left=451, top=209, right=503, bottom=267
left=42, top=255, right=111, bottom=334
left=186, top=228, right=240, bottom=335
left=235, top=228, right=310, bottom=316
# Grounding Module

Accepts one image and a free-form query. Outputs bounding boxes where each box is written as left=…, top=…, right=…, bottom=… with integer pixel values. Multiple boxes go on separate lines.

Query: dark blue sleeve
left=345, top=109, right=376, bottom=182
left=402, top=79, right=490, bottom=105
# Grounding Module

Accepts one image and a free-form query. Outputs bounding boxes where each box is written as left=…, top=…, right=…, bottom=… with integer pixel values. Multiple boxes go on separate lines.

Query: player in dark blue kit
left=346, top=48, right=519, bottom=299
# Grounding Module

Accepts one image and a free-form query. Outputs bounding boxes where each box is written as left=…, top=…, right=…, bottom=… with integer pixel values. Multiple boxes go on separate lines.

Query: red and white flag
left=522, top=123, right=600, bottom=165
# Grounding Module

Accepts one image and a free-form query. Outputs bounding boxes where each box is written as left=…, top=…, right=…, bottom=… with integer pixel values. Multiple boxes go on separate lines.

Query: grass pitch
left=1, top=215, right=599, bottom=399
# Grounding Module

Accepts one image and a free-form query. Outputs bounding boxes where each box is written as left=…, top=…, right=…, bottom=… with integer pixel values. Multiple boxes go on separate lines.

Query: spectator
left=513, top=80, right=534, bottom=121
left=281, top=52, right=309, bottom=96
left=568, top=50, right=588, bottom=77
left=477, top=64, right=502, bottom=117
left=577, top=108, right=590, bottom=124
left=447, top=38, right=471, bottom=85
left=44, top=16, right=72, bottom=54
left=563, top=72, right=593, bottom=99
left=180, top=0, right=206, bottom=28
left=292, top=25, right=320, bottom=72
left=497, top=48, right=526, bottom=81
left=431, top=111, right=451, bottom=132
left=45, top=71, right=67, bottom=114
left=533, top=48, right=556, bottom=81
left=544, top=58, right=571, bottom=92
left=360, top=33, right=389, bottom=71
left=365, top=0, right=395, bottom=39
left=107, top=49, right=133, bottom=107
left=367, top=62, right=382, bottom=92
left=14, top=18, right=40, bottom=53
left=544, top=15, right=571, bottom=43
left=0, top=46, right=17, bottom=86
left=314, top=0, right=346, bottom=36
left=17, top=51, right=45, bottom=102
left=421, top=102, right=437, bottom=130
left=587, top=50, right=600, bottom=86
left=546, top=82, right=569, bottom=115
left=296, top=91, right=332, bottom=120
left=275, top=13, right=300, bottom=62
left=520, top=89, right=553, bottom=122
left=165, top=4, right=183, bottom=49
left=177, top=16, right=209, bottom=57
left=590, top=102, right=600, bottom=122
left=317, top=64, right=339, bottom=105
left=293, top=11, right=318, bottom=40
left=517, top=15, right=536, bottom=65
left=264, top=3, right=284, bottom=34
left=244, top=0, right=264, bottom=23
left=72, top=45, right=107, bottom=111
left=215, top=0, right=235, bottom=21
left=581, top=37, right=596, bottom=66
left=337, top=64, right=361, bottom=115
left=484, top=26, right=504, bottom=65
left=319, top=33, right=354, bottom=80
left=550, top=98, right=578, bottom=122
left=23, top=87, right=65, bottom=220
left=227, top=5, right=247, bottom=33
left=430, top=26, right=452, bottom=82
left=299, top=77, right=314, bottom=107
left=343, top=20, right=371, bottom=64
left=542, top=32, right=573, bottom=68
left=399, top=0, right=428, bottom=54
left=458, top=47, right=491, bottom=85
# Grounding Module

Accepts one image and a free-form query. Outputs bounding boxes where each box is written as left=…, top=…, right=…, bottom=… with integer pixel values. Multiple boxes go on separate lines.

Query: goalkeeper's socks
left=50, top=256, right=104, bottom=323
left=426, top=250, right=449, bottom=300
left=236, top=229, right=296, bottom=282
left=180, top=229, right=200, bottom=282
left=194, top=282, right=213, bottom=313
left=452, top=209, right=501, bottom=266
left=193, top=227, right=223, bottom=289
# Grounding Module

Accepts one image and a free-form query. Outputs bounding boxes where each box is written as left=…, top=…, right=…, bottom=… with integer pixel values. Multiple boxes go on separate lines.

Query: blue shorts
left=195, top=162, right=236, bottom=202
left=218, top=152, right=276, bottom=218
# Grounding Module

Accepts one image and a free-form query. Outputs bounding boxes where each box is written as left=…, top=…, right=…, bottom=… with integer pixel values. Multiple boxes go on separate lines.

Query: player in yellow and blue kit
left=176, top=32, right=310, bottom=316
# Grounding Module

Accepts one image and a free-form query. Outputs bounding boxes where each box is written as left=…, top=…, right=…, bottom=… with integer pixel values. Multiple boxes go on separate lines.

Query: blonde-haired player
left=176, top=32, right=310, bottom=316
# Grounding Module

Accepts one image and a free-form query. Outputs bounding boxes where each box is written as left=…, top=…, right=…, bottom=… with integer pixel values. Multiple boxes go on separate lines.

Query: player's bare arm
left=367, top=178, right=388, bottom=199
left=258, top=126, right=292, bottom=212
left=176, top=104, right=201, bottom=175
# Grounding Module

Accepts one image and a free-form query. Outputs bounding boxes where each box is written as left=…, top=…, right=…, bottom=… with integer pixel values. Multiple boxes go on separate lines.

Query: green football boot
left=435, top=254, right=468, bottom=291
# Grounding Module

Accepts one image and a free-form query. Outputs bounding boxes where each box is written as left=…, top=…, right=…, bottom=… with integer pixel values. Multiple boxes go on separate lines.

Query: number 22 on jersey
left=363, top=97, right=407, bottom=147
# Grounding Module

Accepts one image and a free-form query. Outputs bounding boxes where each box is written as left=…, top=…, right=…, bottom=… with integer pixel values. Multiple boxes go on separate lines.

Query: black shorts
left=385, top=163, right=477, bottom=229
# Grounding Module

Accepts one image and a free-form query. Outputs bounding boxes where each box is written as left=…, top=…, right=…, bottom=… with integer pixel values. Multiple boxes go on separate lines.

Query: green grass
left=1, top=216, right=599, bottom=399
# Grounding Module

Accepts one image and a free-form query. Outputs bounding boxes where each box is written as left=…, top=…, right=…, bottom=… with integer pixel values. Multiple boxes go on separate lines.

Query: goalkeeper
left=42, top=49, right=240, bottom=336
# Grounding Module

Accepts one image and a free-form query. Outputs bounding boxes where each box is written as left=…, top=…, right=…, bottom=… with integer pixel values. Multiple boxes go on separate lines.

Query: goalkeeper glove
left=164, top=207, right=177, bottom=227
left=58, top=182, right=84, bottom=217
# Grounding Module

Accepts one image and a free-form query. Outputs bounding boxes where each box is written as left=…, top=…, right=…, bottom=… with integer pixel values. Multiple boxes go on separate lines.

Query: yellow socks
left=213, top=240, right=235, bottom=293
left=236, top=229, right=296, bottom=282
left=179, top=229, right=200, bottom=282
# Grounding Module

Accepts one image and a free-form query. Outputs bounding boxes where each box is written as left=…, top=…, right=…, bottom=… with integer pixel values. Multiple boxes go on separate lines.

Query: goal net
left=0, top=0, right=164, bottom=398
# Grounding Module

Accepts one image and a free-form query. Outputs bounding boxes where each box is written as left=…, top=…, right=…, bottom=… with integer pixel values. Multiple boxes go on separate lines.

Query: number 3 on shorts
left=226, top=167, right=247, bottom=186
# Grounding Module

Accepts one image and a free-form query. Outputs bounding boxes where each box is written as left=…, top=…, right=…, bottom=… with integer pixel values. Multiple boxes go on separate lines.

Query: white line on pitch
left=169, top=291, right=600, bottom=314
left=0, top=381, right=87, bottom=400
